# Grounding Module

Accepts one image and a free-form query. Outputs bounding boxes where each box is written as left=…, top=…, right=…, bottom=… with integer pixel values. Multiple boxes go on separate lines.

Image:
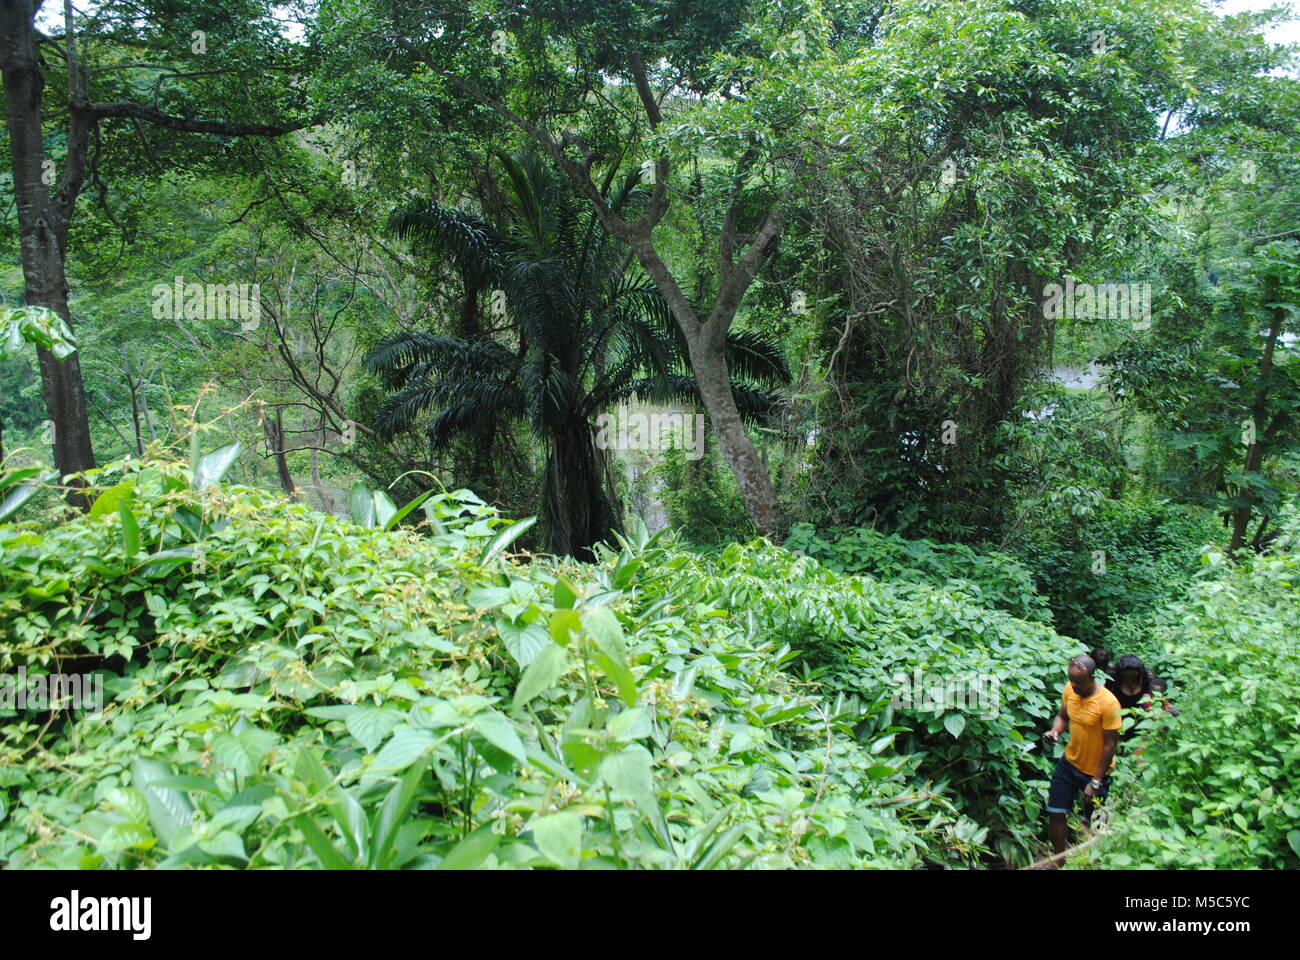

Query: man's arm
left=1086, top=729, right=1119, bottom=795
left=1045, top=703, right=1069, bottom=741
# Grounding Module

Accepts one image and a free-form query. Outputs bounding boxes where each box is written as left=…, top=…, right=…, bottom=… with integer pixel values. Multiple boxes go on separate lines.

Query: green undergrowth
left=7, top=454, right=1290, bottom=869
left=1083, top=513, right=1300, bottom=870
left=645, top=540, right=1076, bottom=863
left=1, top=454, right=1020, bottom=869
left=784, top=523, right=1050, bottom=623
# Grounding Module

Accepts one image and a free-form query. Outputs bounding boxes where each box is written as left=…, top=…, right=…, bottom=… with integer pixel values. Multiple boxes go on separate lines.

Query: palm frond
left=610, top=375, right=781, bottom=422
left=388, top=203, right=502, bottom=284
left=497, top=151, right=554, bottom=253
left=427, top=393, right=522, bottom=450
left=725, top=329, right=792, bottom=386
left=367, top=332, right=516, bottom=387
left=374, top=382, right=443, bottom=437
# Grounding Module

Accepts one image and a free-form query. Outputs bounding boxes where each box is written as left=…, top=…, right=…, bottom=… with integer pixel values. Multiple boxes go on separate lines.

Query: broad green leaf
left=373, top=490, right=398, bottom=530
left=385, top=489, right=437, bottom=531
left=0, top=467, right=40, bottom=492
left=681, top=805, right=733, bottom=865
left=598, top=747, right=656, bottom=814
left=346, top=707, right=404, bottom=753
left=466, top=586, right=511, bottom=609
left=606, top=707, right=650, bottom=742
left=349, top=481, right=376, bottom=527
left=369, top=728, right=436, bottom=774
left=212, top=727, right=277, bottom=777
left=119, top=501, right=140, bottom=557
left=691, top=824, right=744, bottom=870
left=548, top=608, right=581, bottom=646
left=531, top=810, right=582, bottom=869
left=371, top=761, right=426, bottom=869
left=212, top=732, right=257, bottom=777
left=197, top=830, right=248, bottom=862
left=98, top=822, right=156, bottom=854
left=438, top=822, right=500, bottom=870
left=106, top=787, right=150, bottom=826
left=497, top=617, right=549, bottom=668
left=89, top=481, right=134, bottom=520
left=330, top=790, right=370, bottom=862
left=195, top=442, right=242, bottom=489
left=296, top=814, right=352, bottom=869
left=471, top=711, right=526, bottom=763
left=295, top=745, right=333, bottom=794
left=137, top=547, right=200, bottom=578
left=595, top=650, right=637, bottom=708
left=132, top=758, right=195, bottom=847
left=0, top=471, right=54, bottom=523
left=477, top=516, right=537, bottom=564
left=583, top=606, right=627, bottom=661
left=943, top=713, right=966, bottom=739
left=513, top=642, right=569, bottom=714
left=553, top=576, right=581, bottom=609
left=561, top=741, right=605, bottom=782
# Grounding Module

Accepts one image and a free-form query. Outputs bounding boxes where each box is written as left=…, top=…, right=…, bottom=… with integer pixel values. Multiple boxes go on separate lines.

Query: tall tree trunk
left=262, top=404, right=295, bottom=497
left=127, top=374, right=144, bottom=455
left=686, top=339, right=783, bottom=539
left=546, top=421, right=612, bottom=562
left=625, top=222, right=786, bottom=540
left=2, top=0, right=97, bottom=504
left=1229, top=282, right=1284, bottom=555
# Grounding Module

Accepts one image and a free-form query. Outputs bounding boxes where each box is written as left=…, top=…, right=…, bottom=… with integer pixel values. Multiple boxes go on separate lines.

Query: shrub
left=1086, top=511, right=1300, bottom=869
left=0, top=455, right=988, bottom=869
left=1010, top=496, right=1219, bottom=646
left=641, top=538, right=1078, bottom=864
left=784, top=523, right=1051, bottom=623
left=653, top=440, right=753, bottom=547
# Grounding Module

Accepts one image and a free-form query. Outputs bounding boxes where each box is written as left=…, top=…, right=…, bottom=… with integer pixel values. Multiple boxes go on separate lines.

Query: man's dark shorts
left=1046, top=756, right=1111, bottom=815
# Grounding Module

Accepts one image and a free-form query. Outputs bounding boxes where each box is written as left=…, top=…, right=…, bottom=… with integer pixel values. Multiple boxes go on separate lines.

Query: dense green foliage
left=1086, top=513, right=1300, bottom=869
left=649, top=538, right=1080, bottom=863
left=3, top=0, right=1298, bottom=873
left=784, top=523, right=1050, bottom=623
left=2, top=456, right=1004, bottom=869
left=652, top=440, right=754, bottom=547
left=1010, top=497, right=1220, bottom=647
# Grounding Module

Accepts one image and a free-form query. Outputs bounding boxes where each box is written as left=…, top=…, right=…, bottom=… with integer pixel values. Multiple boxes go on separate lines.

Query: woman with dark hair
left=1106, top=654, right=1152, bottom=741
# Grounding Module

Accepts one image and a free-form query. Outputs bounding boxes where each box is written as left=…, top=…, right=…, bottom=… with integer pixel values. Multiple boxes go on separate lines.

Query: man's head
left=1091, top=647, right=1115, bottom=676
left=1068, top=654, right=1097, bottom=696
left=1150, top=677, right=1167, bottom=694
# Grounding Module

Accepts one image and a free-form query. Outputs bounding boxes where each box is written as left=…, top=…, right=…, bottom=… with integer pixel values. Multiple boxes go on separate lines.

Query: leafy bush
left=784, top=523, right=1050, bottom=623
left=641, top=539, right=1078, bottom=864
left=0, top=455, right=992, bottom=869
left=653, top=440, right=754, bottom=547
left=1010, top=496, right=1219, bottom=646
left=1086, top=512, right=1300, bottom=869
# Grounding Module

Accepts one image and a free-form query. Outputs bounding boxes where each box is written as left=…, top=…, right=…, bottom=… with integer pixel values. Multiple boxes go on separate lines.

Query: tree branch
left=81, top=100, right=308, bottom=137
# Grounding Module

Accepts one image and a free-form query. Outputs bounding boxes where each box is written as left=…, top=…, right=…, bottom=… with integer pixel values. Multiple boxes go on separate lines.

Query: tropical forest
left=1, top=0, right=1298, bottom=874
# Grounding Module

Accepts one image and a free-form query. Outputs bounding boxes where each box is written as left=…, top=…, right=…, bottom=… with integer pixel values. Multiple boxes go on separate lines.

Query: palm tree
left=369, top=151, right=788, bottom=560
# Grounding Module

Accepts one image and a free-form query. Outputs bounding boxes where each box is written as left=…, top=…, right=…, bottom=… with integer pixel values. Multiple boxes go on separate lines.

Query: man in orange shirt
left=1042, top=654, right=1122, bottom=858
